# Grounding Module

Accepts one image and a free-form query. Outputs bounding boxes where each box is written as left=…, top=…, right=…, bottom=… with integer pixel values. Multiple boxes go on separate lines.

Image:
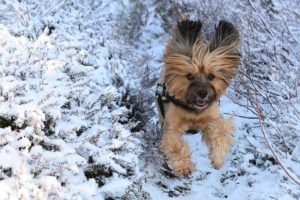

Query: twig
left=255, top=96, right=300, bottom=186
left=223, top=112, right=258, bottom=120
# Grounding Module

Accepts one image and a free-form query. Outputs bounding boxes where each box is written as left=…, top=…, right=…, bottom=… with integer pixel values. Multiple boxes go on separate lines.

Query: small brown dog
left=156, top=19, right=240, bottom=176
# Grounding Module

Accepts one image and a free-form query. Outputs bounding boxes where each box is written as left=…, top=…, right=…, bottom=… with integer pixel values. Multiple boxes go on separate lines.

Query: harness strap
left=156, top=95, right=166, bottom=118
left=155, top=83, right=196, bottom=119
left=166, top=94, right=196, bottom=111
left=155, top=83, right=168, bottom=118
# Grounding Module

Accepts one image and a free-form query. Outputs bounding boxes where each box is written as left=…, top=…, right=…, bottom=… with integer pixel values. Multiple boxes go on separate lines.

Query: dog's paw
left=212, top=159, right=224, bottom=169
left=172, top=159, right=195, bottom=177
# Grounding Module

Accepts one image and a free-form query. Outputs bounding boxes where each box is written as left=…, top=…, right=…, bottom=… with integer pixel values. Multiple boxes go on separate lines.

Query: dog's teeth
left=196, top=100, right=207, bottom=107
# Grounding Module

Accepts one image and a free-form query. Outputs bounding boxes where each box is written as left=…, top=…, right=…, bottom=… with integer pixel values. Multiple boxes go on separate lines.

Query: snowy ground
left=0, top=0, right=299, bottom=199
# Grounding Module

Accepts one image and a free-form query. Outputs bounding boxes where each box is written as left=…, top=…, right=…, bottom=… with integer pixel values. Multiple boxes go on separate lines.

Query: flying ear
left=204, top=21, right=240, bottom=82
left=165, top=19, right=202, bottom=57
left=209, top=20, right=240, bottom=53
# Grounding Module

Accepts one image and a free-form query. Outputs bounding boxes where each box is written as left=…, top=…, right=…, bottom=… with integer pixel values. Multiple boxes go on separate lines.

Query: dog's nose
left=198, top=90, right=208, bottom=98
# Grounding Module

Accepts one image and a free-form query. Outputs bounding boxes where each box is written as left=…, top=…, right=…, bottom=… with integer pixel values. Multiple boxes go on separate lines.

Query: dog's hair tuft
left=166, top=20, right=202, bottom=57
left=176, top=20, right=202, bottom=47
left=202, top=20, right=240, bottom=87
left=209, top=20, right=239, bottom=52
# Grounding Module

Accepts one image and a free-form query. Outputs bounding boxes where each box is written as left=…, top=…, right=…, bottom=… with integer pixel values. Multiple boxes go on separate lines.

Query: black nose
left=198, top=90, right=208, bottom=98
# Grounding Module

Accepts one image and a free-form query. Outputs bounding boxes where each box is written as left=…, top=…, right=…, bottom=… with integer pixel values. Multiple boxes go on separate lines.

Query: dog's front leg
left=202, top=118, right=234, bottom=169
left=160, top=122, right=194, bottom=176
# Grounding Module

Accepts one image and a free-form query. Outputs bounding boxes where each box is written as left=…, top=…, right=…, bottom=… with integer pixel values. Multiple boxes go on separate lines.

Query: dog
left=155, top=19, right=240, bottom=176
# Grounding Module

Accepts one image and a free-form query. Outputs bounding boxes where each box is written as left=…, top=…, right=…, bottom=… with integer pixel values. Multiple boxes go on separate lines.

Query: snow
left=0, top=0, right=299, bottom=199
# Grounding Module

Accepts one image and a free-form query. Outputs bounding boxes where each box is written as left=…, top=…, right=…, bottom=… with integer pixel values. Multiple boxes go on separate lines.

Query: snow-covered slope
left=0, top=0, right=299, bottom=199
left=0, top=1, right=142, bottom=199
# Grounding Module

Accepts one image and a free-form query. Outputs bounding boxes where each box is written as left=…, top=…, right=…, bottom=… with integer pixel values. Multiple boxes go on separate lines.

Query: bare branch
left=255, top=96, right=300, bottom=186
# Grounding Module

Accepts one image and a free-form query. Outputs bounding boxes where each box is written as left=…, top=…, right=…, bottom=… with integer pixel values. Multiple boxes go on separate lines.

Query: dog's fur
left=157, top=20, right=240, bottom=176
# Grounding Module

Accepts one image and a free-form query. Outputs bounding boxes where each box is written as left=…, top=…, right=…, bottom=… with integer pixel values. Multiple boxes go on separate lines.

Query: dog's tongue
left=196, top=100, right=206, bottom=107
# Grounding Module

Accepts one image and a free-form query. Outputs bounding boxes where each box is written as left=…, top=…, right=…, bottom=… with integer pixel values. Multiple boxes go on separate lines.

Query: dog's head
left=163, top=20, right=240, bottom=111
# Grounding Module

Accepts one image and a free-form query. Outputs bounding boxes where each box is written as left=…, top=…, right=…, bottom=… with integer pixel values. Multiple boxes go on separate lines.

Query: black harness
left=155, top=83, right=196, bottom=118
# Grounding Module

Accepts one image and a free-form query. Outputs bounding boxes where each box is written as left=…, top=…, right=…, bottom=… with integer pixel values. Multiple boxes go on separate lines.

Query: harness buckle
left=155, top=83, right=169, bottom=102
left=155, top=83, right=165, bottom=97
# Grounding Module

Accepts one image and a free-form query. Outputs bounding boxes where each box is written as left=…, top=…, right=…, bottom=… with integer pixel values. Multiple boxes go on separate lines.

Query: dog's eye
left=208, top=74, right=215, bottom=81
left=187, top=74, right=195, bottom=80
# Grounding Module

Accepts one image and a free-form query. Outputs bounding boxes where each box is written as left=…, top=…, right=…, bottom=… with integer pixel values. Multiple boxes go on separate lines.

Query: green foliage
left=0, top=115, right=27, bottom=130
left=0, top=116, right=14, bottom=129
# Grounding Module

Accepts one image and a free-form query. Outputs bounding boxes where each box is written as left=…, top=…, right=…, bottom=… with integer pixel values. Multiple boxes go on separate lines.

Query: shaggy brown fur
left=157, top=19, right=240, bottom=176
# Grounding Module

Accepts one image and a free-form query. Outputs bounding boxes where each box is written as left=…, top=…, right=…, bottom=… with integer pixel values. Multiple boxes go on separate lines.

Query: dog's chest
left=187, top=118, right=209, bottom=131
left=183, top=106, right=220, bottom=131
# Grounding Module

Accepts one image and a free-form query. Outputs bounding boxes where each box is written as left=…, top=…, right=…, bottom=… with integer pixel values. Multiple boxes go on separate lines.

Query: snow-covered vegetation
left=0, top=0, right=299, bottom=199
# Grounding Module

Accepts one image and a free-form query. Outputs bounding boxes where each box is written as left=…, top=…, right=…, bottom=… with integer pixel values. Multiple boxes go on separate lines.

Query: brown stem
left=255, top=96, right=300, bottom=186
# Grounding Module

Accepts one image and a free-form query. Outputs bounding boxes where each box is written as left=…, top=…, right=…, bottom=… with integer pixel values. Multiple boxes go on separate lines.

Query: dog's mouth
left=195, top=99, right=208, bottom=108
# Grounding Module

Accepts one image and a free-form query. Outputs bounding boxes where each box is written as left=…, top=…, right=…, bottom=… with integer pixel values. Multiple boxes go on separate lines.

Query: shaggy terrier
left=156, top=19, right=240, bottom=176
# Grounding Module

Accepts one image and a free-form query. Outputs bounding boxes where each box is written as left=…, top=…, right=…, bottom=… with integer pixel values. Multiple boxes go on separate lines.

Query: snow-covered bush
left=0, top=0, right=144, bottom=199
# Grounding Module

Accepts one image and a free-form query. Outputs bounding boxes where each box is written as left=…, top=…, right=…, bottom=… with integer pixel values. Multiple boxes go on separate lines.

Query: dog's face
left=163, top=20, right=240, bottom=111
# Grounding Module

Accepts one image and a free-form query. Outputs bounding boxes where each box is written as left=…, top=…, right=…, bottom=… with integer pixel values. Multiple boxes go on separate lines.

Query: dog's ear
left=165, top=20, right=202, bottom=57
left=204, top=21, right=240, bottom=82
left=209, top=21, right=240, bottom=53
